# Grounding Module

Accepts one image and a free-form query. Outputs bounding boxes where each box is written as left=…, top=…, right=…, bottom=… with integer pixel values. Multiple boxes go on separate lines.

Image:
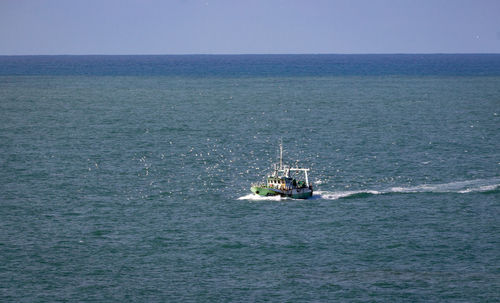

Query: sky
left=1, top=0, right=500, bottom=55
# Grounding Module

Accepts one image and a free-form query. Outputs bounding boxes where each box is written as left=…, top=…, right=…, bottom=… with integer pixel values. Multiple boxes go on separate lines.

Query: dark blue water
left=1, top=55, right=499, bottom=302
left=2, top=54, right=500, bottom=77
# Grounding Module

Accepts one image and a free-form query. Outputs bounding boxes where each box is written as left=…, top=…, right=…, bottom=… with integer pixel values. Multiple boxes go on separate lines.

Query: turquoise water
left=1, top=55, right=499, bottom=301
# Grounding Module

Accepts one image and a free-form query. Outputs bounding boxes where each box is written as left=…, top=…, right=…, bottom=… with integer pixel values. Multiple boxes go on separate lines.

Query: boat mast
left=279, top=140, right=283, bottom=170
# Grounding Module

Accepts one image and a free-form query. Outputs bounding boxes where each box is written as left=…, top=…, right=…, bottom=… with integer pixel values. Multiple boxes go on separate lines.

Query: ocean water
left=1, top=55, right=499, bottom=302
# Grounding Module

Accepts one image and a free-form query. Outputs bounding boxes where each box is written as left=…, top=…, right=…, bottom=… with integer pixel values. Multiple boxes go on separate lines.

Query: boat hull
left=251, top=186, right=313, bottom=199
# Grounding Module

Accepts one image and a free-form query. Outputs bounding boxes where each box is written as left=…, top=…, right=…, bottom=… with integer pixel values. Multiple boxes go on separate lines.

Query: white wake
left=237, top=193, right=287, bottom=201
left=316, top=178, right=500, bottom=200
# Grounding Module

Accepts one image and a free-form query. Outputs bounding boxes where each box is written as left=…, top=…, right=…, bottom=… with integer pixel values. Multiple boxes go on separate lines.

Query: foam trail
left=389, top=178, right=500, bottom=194
left=314, top=178, right=500, bottom=200
left=313, top=190, right=382, bottom=200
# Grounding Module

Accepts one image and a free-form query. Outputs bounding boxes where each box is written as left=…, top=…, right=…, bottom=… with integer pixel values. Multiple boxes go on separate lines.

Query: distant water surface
left=2, top=54, right=500, bottom=76
left=1, top=55, right=499, bottom=302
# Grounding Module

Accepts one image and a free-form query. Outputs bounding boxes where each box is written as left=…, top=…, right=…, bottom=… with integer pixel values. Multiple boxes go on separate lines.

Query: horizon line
left=1, top=52, right=500, bottom=57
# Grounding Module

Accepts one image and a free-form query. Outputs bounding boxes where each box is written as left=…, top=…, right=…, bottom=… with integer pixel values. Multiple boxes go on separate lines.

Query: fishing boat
left=250, top=142, right=313, bottom=199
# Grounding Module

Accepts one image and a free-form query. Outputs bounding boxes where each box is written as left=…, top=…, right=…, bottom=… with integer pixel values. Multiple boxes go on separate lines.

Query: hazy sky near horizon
left=1, top=0, right=500, bottom=55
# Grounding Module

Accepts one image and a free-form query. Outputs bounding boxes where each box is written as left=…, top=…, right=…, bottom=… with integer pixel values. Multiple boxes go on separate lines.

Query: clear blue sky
left=1, top=0, right=499, bottom=55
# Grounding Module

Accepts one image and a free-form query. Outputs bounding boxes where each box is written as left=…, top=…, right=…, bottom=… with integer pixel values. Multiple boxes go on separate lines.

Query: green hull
left=290, top=190, right=314, bottom=199
left=251, top=186, right=313, bottom=199
left=251, top=186, right=279, bottom=197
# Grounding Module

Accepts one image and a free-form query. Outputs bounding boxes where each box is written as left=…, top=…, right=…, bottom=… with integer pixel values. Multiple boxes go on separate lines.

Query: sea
left=1, top=54, right=499, bottom=302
